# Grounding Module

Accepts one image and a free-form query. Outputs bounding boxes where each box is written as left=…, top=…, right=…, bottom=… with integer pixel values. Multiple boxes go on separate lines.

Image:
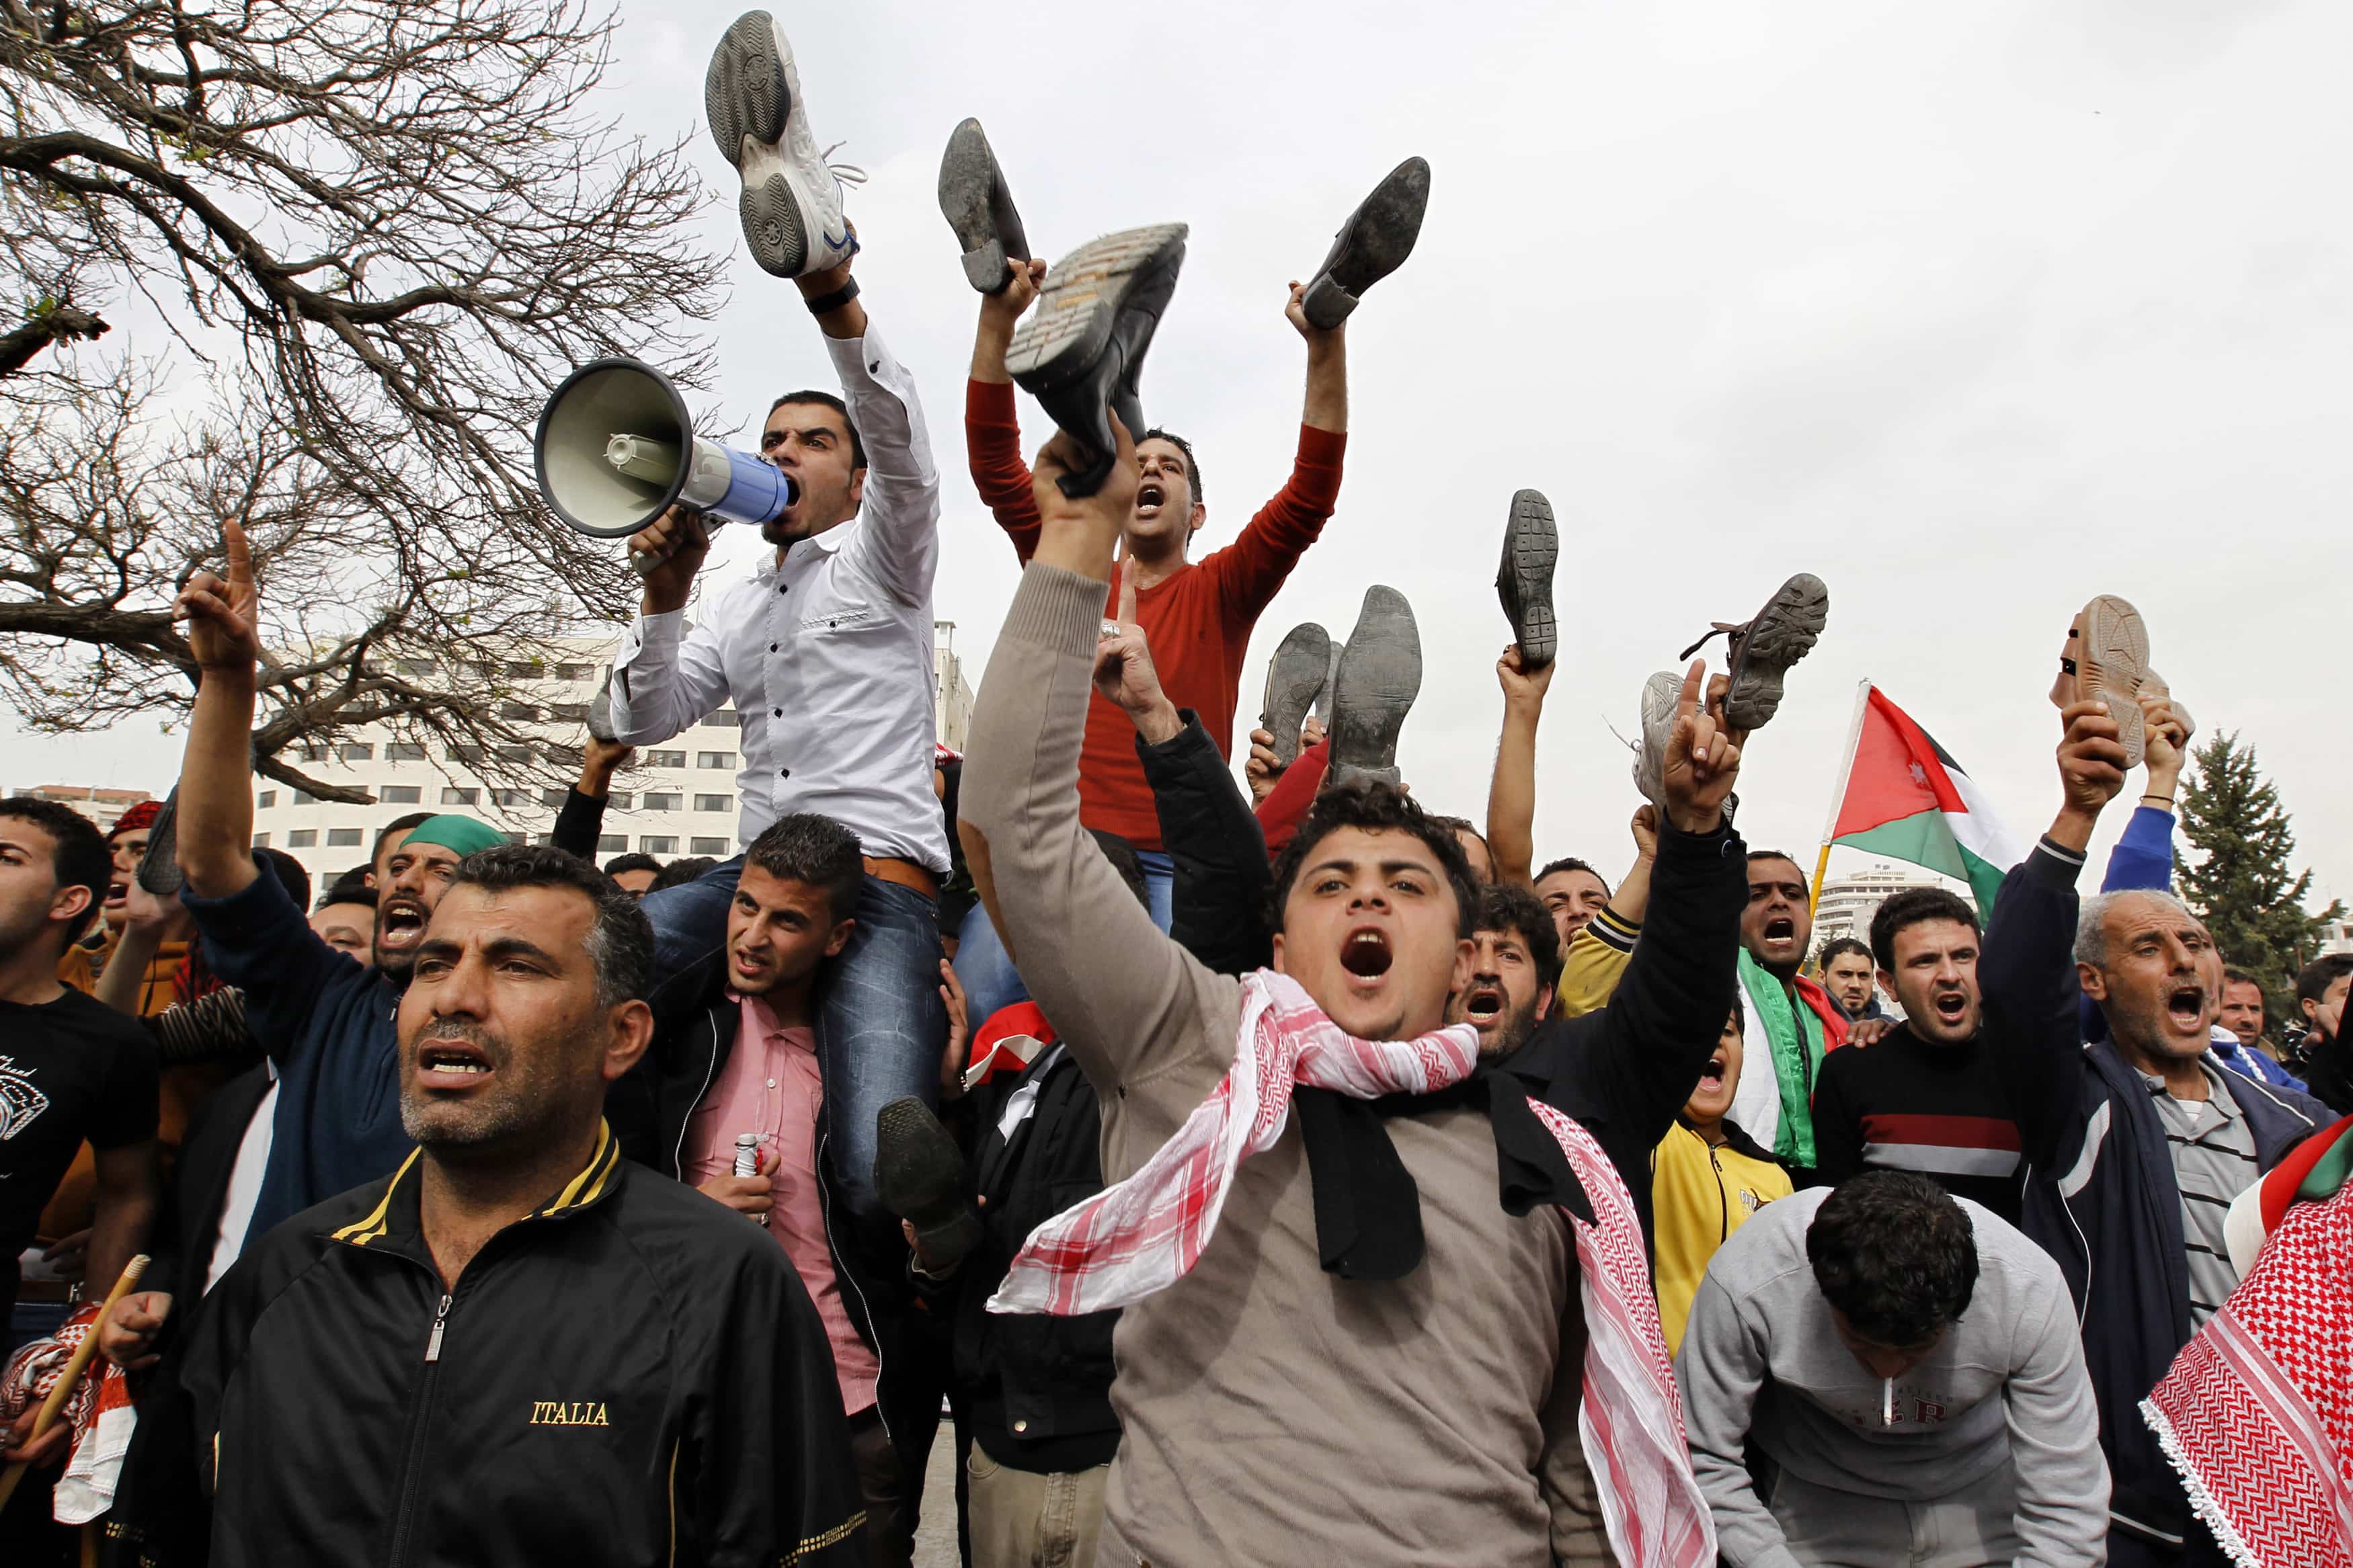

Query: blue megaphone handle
left=706, top=447, right=800, bottom=528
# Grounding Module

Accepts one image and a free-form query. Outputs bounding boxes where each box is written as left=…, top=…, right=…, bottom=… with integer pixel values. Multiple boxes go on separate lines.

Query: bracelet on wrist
left=802, top=278, right=860, bottom=317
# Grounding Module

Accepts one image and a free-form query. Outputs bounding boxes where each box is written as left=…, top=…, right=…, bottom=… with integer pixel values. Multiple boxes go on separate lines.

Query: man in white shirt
left=608, top=83, right=949, bottom=1221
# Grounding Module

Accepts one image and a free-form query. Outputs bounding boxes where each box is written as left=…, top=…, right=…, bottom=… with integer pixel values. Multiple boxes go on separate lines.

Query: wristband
left=803, top=278, right=860, bottom=317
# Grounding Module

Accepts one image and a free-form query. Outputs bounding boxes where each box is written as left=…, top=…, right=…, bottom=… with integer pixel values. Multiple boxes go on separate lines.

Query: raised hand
left=2137, top=692, right=2188, bottom=798
left=1029, top=411, right=1140, bottom=580
left=981, top=257, right=1045, bottom=330
left=1658, top=659, right=1741, bottom=834
left=2055, top=698, right=2130, bottom=826
left=175, top=518, right=264, bottom=671
left=1092, top=559, right=1180, bottom=743
left=1497, top=644, right=1554, bottom=709
left=1630, top=803, right=1659, bottom=862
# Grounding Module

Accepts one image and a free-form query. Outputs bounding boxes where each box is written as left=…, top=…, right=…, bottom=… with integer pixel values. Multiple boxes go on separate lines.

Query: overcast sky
left=15, top=0, right=2353, bottom=917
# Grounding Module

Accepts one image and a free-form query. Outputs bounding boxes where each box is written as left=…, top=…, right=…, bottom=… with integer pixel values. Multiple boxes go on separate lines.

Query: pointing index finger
left=1677, top=659, right=1705, bottom=723
left=1116, top=552, right=1138, bottom=626
left=222, top=518, right=252, bottom=589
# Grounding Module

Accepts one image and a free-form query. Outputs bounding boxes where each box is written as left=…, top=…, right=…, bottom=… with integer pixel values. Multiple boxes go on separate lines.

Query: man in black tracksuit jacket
left=1981, top=702, right=2328, bottom=1567
left=107, top=846, right=864, bottom=1568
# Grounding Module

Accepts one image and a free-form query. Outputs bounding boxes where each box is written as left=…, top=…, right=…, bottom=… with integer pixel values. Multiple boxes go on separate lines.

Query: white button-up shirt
left=607, top=328, right=949, bottom=873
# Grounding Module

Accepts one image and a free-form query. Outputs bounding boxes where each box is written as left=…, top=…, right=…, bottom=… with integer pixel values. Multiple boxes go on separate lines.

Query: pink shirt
left=682, top=994, right=879, bottom=1415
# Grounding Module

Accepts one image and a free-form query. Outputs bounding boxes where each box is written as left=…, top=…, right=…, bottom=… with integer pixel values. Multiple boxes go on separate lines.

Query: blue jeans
left=952, top=850, right=1173, bottom=1028
left=643, top=856, right=947, bottom=1217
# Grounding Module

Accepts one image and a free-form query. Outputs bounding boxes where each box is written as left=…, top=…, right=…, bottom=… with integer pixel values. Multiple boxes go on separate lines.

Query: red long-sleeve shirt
left=966, top=377, right=1345, bottom=850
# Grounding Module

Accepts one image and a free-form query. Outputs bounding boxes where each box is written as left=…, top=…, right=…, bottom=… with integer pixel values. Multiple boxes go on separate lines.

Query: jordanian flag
left=1825, top=685, right=2023, bottom=915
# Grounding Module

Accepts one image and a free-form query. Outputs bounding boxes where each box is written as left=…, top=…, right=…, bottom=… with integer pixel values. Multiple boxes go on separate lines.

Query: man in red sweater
left=956, top=257, right=1353, bottom=1016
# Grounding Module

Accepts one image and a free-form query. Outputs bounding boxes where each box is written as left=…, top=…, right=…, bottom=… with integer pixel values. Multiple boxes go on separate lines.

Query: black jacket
left=924, top=1039, right=1119, bottom=1472
left=608, top=993, right=940, bottom=1491
left=109, top=1123, right=865, bottom=1568
left=143, top=1064, right=273, bottom=1301
left=1983, top=841, right=2329, bottom=1566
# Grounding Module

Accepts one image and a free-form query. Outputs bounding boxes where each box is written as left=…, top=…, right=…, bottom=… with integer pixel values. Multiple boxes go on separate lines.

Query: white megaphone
left=534, top=358, right=799, bottom=577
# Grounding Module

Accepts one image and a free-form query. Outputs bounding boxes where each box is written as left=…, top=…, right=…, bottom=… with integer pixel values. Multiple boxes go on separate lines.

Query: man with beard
left=1445, top=883, right=1560, bottom=1058
left=1817, top=937, right=1884, bottom=1022
left=1810, top=890, right=2028, bottom=1223
left=960, top=419, right=1748, bottom=1566
left=1728, top=851, right=1848, bottom=1184
left=1981, top=690, right=2330, bottom=1566
left=114, top=845, right=864, bottom=1566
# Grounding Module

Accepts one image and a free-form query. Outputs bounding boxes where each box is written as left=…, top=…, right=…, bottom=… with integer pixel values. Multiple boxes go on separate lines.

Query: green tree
left=2175, top=731, right=2344, bottom=1022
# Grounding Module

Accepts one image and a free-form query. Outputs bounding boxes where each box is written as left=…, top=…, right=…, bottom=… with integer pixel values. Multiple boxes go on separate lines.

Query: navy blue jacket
left=1982, top=841, right=2327, bottom=1565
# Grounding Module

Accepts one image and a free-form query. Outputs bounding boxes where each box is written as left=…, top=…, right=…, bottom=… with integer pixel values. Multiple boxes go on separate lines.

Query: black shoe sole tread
left=1724, top=573, right=1829, bottom=731
left=1497, top=487, right=1559, bottom=669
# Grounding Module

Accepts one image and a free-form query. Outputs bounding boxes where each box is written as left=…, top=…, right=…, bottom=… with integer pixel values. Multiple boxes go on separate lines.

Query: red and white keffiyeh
left=988, top=968, right=1716, bottom=1568
left=1, top=1300, right=137, bottom=1524
left=2143, top=1179, right=2353, bottom=1568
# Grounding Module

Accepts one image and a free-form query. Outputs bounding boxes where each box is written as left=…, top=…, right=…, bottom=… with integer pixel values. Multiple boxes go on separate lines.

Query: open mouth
left=1696, top=1054, right=1727, bottom=1091
left=1462, top=984, right=1505, bottom=1024
left=1763, top=917, right=1795, bottom=944
left=416, top=1038, right=493, bottom=1089
left=2167, top=984, right=2207, bottom=1030
left=1340, top=926, right=1393, bottom=979
left=104, top=880, right=128, bottom=907
left=1932, top=989, right=1969, bottom=1024
left=1135, top=481, right=1165, bottom=514
left=378, top=899, right=428, bottom=948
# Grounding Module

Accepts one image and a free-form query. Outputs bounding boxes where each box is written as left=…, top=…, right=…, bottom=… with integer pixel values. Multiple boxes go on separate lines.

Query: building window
left=702, top=710, right=740, bottom=728
left=606, top=792, right=631, bottom=811
left=548, top=702, right=588, bottom=723
left=597, top=835, right=626, bottom=853
left=398, top=659, right=438, bottom=678
left=299, top=745, right=326, bottom=763
left=341, top=743, right=373, bottom=762
left=540, top=787, right=569, bottom=809
left=493, top=788, right=532, bottom=807
left=256, top=790, right=277, bottom=809
left=698, top=751, right=735, bottom=770
left=640, top=835, right=678, bottom=854
left=555, top=663, right=592, bottom=682
left=381, top=785, right=422, bottom=804
left=327, top=827, right=362, bottom=848
left=468, top=661, right=499, bottom=681
left=690, top=837, right=731, bottom=856
left=288, top=829, right=317, bottom=848
left=388, top=741, right=426, bottom=761
left=500, top=702, right=537, bottom=721
left=641, top=792, right=680, bottom=811
left=498, top=745, right=533, bottom=764
left=442, top=787, right=479, bottom=807
left=293, top=789, right=317, bottom=804
left=504, top=661, right=540, bottom=679
left=251, top=833, right=270, bottom=848
left=646, top=749, right=686, bottom=769
left=504, top=832, right=528, bottom=845
left=448, top=745, right=485, bottom=763
left=694, top=794, right=731, bottom=813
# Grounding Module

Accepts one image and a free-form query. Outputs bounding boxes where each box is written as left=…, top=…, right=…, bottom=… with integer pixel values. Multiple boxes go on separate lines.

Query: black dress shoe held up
left=938, top=117, right=1031, bottom=294
left=1301, top=156, right=1432, bottom=331
left=1326, top=585, right=1423, bottom=789
left=875, top=1096, right=984, bottom=1272
left=1496, top=487, right=1559, bottom=670
left=1006, top=223, right=1188, bottom=498
left=1260, top=622, right=1334, bottom=768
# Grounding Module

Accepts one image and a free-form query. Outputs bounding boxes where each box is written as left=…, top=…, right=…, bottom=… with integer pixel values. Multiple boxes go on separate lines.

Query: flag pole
left=1808, top=679, right=1873, bottom=919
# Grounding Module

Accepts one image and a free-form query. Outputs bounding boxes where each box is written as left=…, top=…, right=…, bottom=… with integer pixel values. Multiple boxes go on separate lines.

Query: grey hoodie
left=1676, top=1187, right=2108, bottom=1567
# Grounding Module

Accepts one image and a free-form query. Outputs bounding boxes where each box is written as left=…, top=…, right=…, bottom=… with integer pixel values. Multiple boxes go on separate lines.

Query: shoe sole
left=1723, top=573, right=1829, bottom=733
left=706, top=12, right=830, bottom=278
left=1302, top=157, right=1432, bottom=330
left=136, top=788, right=182, bottom=898
left=940, top=118, right=1017, bottom=294
left=2076, top=595, right=2150, bottom=769
left=1496, top=488, right=1559, bottom=669
left=1004, top=224, right=1189, bottom=393
left=1261, top=624, right=1333, bottom=768
left=873, top=1096, right=984, bottom=1266
left=1326, top=585, right=1423, bottom=788
left=1632, top=671, right=1680, bottom=812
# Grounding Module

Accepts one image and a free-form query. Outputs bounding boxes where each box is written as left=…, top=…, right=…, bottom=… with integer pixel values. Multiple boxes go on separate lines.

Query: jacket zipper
left=815, top=1129, right=891, bottom=1454
left=386, top=1290, right=454, bottom=1567
left=1708, top=1145, right=1730, bottom=1243
left=672, top=1010, right=721, bottom=1178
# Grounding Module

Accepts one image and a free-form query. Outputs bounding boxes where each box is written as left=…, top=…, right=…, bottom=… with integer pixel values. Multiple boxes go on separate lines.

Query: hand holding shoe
left=2050, top=699, right=2130, bottom=850
left=981, top=257, right=1045, bottom=332
left=2138, top=692, right=2188, bottom=802
left=1496, top=645, right=1554, bottom=712
left=1658, top=660, right=1741, bottom=835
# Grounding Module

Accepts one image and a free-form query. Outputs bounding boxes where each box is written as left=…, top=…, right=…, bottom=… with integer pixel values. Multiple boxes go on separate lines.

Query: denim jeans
left=952, top=850, right=1173, bottom=1028
left=643, top=856, right=947, bottom=1218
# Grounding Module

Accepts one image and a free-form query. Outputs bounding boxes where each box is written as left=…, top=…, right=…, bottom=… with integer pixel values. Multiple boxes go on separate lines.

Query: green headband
left=398, top=815, right=507, bottom=859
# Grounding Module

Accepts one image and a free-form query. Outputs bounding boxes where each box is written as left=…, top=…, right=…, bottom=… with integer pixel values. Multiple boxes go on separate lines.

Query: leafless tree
left=0, top=0, right=725, bottom=798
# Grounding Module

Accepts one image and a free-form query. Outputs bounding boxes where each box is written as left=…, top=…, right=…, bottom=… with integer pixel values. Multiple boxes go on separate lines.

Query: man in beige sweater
left=959, top=419, right=1749, bottom=1566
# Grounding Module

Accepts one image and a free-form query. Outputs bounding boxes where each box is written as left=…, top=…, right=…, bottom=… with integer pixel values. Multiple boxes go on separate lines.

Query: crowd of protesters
left=5, top=13, right=2351, bottom=1568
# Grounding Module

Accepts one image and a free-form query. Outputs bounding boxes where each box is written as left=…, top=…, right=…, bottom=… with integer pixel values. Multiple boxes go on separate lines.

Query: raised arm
left=1980, top=702, right=2128, bottom=1171
left=967, top=259, right=1047, bottom=561
left=959, top=423, right=1222, bottom=1089
left=171, top=520, right=264, bottom=901
left=1579, top=664, right=1748, bottom=1145
left=551, top=737, right=633, bottom=861
left=1207, top=287, right=1348, bottom=623
left=1485, top=646, right=1553, bottom=887
left=607, top=551, right=733, bottom=747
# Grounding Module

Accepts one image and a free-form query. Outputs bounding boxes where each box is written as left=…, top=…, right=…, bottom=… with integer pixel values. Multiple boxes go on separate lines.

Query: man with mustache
left=1728, top=850, right=1847, bottom=1184
left=1981, top=689, right=2331, bottom=1567
left=960, top=417, right=1749, bottom=1567
left=1809, top=890, right=2028, bottom=1223
left=117, top=845, right=864, bottom=1565
left=1444, top=884, right=1560, bottom=1060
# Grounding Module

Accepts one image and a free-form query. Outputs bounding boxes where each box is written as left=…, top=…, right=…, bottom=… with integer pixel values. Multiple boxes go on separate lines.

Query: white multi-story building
left=1810, top=860, right=1958, bottom=955
left=10, top=784, right=155, bottom=835
left=251, top=624, right=973, bottom=887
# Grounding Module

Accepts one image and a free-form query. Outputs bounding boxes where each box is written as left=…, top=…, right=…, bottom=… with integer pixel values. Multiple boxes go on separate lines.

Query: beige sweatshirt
left=960, top=564, right=1605, bottom=1566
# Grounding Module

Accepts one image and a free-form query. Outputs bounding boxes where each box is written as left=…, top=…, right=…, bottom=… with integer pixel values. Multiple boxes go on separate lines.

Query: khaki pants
left=965, top=1444, right=1108, bottom=1568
